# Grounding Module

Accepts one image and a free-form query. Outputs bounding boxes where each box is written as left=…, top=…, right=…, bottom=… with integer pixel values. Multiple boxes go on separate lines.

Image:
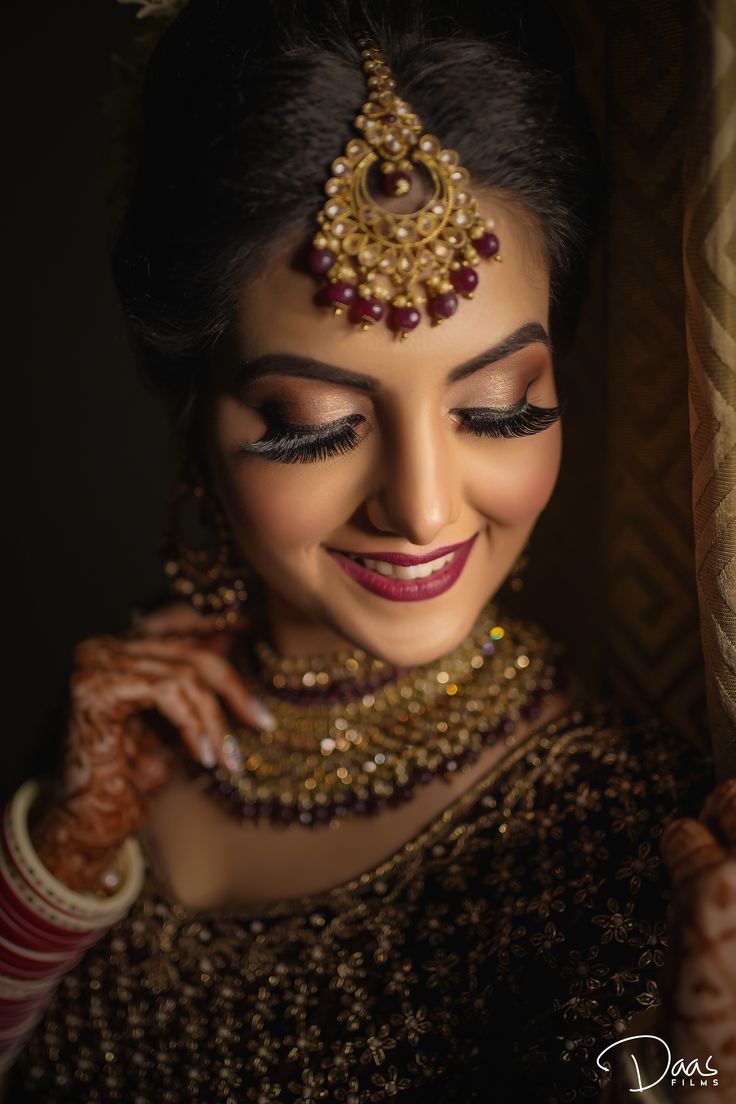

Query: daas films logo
left=596, top=1035, right=719, bottom=1093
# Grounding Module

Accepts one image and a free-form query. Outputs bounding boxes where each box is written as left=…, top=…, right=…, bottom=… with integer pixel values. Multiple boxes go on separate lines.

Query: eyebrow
left=232, top=320, right=551, bottom=393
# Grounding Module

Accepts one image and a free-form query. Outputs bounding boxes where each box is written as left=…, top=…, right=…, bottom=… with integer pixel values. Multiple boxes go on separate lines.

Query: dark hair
left=112, top=0, right=605, bottom=439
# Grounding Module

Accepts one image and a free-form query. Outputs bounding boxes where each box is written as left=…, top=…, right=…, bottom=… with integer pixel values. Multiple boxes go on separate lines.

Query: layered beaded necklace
left=192, top=602, right=567, bottom=828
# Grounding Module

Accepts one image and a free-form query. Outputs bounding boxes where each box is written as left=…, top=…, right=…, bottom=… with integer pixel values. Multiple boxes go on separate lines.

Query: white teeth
left=353, top=552, right=455, bottom=580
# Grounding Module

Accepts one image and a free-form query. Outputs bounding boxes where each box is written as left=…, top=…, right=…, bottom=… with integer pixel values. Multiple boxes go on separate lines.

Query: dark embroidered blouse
left=9, top=702, right=714, bottom=1103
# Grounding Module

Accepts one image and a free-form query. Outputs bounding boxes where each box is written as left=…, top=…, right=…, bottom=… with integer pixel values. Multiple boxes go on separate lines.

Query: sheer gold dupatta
left=685, top=1, right=736, bottom=781
left=534, top=1, right=734, bottom=769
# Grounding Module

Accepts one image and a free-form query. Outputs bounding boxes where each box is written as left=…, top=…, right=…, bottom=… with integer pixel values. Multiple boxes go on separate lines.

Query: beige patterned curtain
left=684, top=0, right=736, bottom=781
left=512, top=1, right=735, bottom=767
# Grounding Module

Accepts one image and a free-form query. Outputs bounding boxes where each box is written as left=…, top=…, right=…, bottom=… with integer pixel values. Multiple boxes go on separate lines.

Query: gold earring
left=161, top=461, right=248, bottom=629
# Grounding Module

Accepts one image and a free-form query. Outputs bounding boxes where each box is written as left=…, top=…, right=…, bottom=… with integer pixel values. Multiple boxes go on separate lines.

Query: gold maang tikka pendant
left=308, top=33, right=503, bottom=338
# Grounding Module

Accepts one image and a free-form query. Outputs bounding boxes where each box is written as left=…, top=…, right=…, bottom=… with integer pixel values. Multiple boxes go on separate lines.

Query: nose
left=364, top=405, right=461, bottom=546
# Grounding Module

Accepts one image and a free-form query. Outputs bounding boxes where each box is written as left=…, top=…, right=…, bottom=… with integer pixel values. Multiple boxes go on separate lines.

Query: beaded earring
left=161, top=461, right=249, bottom=629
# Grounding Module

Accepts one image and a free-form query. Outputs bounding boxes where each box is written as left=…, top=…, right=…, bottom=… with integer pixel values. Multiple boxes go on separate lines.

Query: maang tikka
left=308, top=33, right=503, bottom=337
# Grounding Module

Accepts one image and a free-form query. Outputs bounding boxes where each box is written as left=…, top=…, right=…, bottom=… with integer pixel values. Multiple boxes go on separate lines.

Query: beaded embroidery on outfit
left=11, top=691, right=713, bottom=1102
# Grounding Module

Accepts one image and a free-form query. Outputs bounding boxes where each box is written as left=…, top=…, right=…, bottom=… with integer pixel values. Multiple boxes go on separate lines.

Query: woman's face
left=205, top=202, right=562, bottom=665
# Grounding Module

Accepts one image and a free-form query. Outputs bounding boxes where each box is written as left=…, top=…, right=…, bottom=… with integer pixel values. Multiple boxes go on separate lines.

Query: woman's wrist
left=3, top=779, right=145, bottom=927
left=28, top=802, right=125, bottom=897
left=0, top=779, right=145, bottom=1075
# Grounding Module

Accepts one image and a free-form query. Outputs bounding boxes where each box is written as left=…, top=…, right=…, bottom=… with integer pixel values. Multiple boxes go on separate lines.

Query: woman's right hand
left=28, top=602, right=275, bottom=895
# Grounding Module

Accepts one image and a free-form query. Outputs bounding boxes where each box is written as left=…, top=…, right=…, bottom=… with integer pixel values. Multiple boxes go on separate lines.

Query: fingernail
left=249, top=700, right=277, bottom=731
left=199, top=738, right=216, bottom=769
left=222, top=733, right=244, bottom=773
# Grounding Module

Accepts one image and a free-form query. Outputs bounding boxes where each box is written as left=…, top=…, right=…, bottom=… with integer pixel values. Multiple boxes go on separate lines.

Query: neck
left=261, top=588, right=360, bottom=659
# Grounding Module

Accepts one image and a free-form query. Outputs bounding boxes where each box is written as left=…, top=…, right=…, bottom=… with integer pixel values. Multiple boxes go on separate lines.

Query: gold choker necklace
left=192, top=603, right=566, bottom=828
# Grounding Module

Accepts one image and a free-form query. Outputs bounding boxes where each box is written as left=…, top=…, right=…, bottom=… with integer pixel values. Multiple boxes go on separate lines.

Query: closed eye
left=236, top=393, right=565, bottom=465
left=237, top=413, right=366, bottom=464
left=451, top=397, right=567, bottom=438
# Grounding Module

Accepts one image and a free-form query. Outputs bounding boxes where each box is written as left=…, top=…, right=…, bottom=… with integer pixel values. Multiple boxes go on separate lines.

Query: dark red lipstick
left=325, top=533, right=478, bottom=602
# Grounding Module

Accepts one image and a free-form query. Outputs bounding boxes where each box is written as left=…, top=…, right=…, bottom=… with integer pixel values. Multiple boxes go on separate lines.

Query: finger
left=146, top=676, right=222, bottom=770
left=131, top=602, right=251, bottom=638
left=104, top=636, right=276, bottom=734
left=96, top=653, right=192, bottom=679
left=134, top=741, right=177, bottom=796
left=73, top=635, right=119, bottom=668
left=172, top=671, right=231, bottom=770
left=72, top=640, right=272, bottom=768
left=179, top=646, right=277, bottom=735
left=126, top=720, right=177, bottom=796
left=79, top=668, right=220, bottom=771
left=130, top=602, right=213, bottom=635
left=162, top=653, right=273, bottom=770
left=119, top=664, right=228, bottom=772
left=661, top=817, right=730, bottom=889
left=700, top=778, right=736, bottom=849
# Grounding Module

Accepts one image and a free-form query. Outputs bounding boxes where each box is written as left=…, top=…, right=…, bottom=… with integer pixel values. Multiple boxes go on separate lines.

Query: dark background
left=2, top=2, right=175, bottom=793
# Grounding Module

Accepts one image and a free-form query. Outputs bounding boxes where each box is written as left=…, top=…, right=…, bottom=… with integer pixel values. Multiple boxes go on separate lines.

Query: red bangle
left=0, top=779, right=145, bottom=1075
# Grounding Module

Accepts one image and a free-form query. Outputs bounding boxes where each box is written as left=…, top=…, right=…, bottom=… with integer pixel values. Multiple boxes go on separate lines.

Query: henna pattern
left=29, top=604, right=262, bottom=896
left=646, top=780, right=736, bottom=1102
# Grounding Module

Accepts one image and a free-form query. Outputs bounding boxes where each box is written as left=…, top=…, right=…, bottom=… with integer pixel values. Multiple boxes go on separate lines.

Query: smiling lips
left=326, top=533, right=479, bottom=602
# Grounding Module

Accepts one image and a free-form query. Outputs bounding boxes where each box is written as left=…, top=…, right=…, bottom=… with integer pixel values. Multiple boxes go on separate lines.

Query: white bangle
left=6, top=779, right=145, bottom=929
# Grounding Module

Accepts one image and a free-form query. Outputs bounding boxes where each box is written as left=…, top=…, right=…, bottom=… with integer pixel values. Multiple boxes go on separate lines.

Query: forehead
left=233, top=200, right=550, bottom=380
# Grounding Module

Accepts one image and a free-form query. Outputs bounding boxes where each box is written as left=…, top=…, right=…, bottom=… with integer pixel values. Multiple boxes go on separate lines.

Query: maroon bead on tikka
left=450, top=266, right=479, bottom=296
left=429, top=291, right=459, bottom=320
left=308, top=247, right=337, bottom=276
left=351, top=297, right=385, bottom=326
left=390, top=305, right=421, bottom=333
left=474, top=231, right=500, bottom=259
left=327, top=280, right=358, bottom=308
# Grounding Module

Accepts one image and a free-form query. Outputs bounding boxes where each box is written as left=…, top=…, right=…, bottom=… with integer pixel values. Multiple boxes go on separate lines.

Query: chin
left=329, top=594, right=495, bottom=668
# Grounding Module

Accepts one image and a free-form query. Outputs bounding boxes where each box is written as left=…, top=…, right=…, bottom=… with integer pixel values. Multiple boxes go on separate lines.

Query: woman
left=2, top=0, right=735, bottom=1100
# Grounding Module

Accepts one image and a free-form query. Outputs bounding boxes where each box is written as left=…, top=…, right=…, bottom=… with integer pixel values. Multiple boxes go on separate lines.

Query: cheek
left=466, top=427, right=562, bottom=526
left=245, top=477, right=326, bottom=549
left=210, top=399, right=358, bottom=553
left=221, top=461, right=361, bottom=554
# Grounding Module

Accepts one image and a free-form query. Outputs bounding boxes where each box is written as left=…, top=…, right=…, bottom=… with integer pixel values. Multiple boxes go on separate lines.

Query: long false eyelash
left=240, top=397, right=566, bottom=465
left=239, top=414, right=364, bottom=464
left=454, top=398, right=567, bottom=439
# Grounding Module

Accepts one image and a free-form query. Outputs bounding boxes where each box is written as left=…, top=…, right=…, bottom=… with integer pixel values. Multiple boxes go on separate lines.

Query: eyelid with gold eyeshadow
left=236, top=392, right=565, bottom=465
left=450, top=397, right=567, bottom=438
left=238, top=413, right=367, bottom=464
